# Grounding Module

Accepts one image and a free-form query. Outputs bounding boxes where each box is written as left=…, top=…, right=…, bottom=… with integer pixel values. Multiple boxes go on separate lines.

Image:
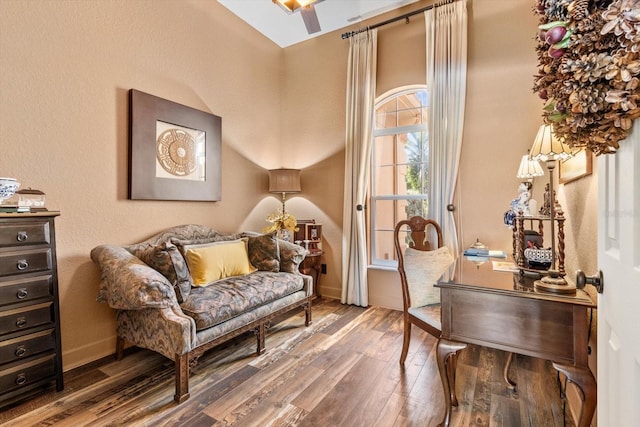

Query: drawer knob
left=16, top=231, right=28, bottom=242
left=16, top=317, right=27, bottom=328
left=15, top=345, right=27, bottom=357
left=15, top=373, right=27, bottom=385
left=16, top=259, right=29, bottom=271
left=16, top=288, right=28, bottom=299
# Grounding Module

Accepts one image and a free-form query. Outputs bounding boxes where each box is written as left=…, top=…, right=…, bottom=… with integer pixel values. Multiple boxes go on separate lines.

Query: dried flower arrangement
left=533, top=0, right=640, bottom=154
left=263, top=209, right=299, bottom=236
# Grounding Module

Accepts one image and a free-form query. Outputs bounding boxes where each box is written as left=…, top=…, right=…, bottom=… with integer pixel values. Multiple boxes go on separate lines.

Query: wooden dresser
left=0, top=212, right=63, bottom=407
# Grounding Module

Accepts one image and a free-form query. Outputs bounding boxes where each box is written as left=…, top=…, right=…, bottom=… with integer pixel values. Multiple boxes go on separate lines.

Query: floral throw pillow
left=246, top=232, right=280, bottom=272
left=278, top=239, right=307, bottom=273
left=133, top=242, right=192, bottom=303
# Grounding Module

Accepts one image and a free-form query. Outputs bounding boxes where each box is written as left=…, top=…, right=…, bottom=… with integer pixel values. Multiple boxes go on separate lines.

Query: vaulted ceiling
left=217, top=0, right=421, bottom=48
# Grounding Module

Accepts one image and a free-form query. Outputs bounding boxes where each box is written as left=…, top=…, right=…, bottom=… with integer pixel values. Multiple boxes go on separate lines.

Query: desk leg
left=552, top=363, right=597, bottom=427
left=503, top=352, right=517, bottom=391
left=436, top=338, right=467, bottom=427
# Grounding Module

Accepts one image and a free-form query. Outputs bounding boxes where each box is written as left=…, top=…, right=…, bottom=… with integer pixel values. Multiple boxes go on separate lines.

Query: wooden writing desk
left=435, top=260, right=596, bottom=427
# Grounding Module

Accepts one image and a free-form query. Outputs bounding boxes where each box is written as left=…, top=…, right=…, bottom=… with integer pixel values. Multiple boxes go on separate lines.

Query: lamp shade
left=268, top=169, right=301, bottom=194
left=516, top=154, right=544, bottom=179
left=529, top=124, right=574, bottom=162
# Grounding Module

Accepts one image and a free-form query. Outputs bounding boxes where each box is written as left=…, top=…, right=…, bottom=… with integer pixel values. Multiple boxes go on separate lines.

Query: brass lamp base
left=534, top=271, right=576, bottom=294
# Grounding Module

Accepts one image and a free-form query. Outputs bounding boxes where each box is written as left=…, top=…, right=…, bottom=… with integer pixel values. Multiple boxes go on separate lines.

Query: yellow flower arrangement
left=263, top=209, right=299, bottom=236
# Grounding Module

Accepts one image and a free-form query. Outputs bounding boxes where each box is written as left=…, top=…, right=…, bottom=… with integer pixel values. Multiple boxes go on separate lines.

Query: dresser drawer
left=0, top=248, right=52, bottom=277
left=0, top=353, right=56, bottom=394
left=0, top=329, right=55, bottom=365
left=0, top=275, right=53, bottom=306
left=0, top=302, right=54, bottom=336
left=0, top=221, right=50, bottom=248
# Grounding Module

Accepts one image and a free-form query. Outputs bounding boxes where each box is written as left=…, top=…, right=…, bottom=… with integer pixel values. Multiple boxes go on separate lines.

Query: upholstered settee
left=90, top=224, right=312, bottom=403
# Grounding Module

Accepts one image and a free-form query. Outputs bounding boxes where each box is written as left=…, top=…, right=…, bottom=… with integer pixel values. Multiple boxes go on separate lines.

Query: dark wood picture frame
left=128, top=89, right=222, bottom=201
left=559, top=148, right=592, bottom=184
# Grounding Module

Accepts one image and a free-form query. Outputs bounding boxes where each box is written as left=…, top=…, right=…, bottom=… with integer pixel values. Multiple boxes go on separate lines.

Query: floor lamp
left=268, top=168, right=301, bottom=215
left=529, top=124, right=573, bottom=292
left=268, top=168, right=301, bottom=240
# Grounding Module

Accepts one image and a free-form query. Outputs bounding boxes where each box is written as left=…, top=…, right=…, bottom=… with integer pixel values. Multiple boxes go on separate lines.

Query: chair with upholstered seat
left=394, top=216, right=453, bottom=365
left=394, top=216, right=516, bottom=404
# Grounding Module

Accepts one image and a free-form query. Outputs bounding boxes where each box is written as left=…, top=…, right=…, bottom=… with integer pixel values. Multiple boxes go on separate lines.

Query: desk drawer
left=0, top=302, right=54, bottom=336
left=0, top=221, right=50, bottom=248
left=443, top=290, right=575, bottom=363
left=0, top=249, right=52, bottom=277
left=0, top=353, right=56, bottom=394
left=0, top=329, right=55, bottom=364
left=0, top=275, right=53, bottom=307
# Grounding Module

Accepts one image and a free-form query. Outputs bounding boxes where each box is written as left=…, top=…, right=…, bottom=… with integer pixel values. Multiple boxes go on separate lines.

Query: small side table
left=299, top=250, right=322, bottom=298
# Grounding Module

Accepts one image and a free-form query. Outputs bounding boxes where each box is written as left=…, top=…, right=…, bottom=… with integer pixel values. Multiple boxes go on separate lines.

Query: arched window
left=370, top=86, right=428, bottom=267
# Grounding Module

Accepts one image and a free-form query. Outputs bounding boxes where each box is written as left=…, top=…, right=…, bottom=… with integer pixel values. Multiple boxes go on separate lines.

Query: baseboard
left=62, top=335, right=117, bottom=371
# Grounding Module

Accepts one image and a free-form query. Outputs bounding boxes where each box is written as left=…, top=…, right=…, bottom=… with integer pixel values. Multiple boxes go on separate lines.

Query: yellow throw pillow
left=183, top=239, right=256, bottom=286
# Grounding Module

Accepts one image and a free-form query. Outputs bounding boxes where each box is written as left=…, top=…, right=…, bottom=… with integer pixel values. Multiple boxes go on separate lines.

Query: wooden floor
left=1, top=298, right=575, bottom=427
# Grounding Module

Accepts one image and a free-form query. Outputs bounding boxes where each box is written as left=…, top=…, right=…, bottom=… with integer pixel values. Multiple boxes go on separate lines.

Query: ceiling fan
left=273, top=0, right=325, bottom=34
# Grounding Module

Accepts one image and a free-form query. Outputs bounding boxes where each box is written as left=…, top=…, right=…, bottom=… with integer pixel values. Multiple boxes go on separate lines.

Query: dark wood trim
left=161, top=296, right=312, bottom=403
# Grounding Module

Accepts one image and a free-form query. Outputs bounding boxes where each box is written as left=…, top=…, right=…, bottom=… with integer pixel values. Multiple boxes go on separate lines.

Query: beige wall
left=364, top=0, right=561, bottom=307
left=0, top=0, right=286, bottom=369
left=1, top=0, right=598, bottom=391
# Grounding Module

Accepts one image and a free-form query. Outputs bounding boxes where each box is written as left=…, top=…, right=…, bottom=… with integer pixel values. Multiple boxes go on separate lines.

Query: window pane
left=375, top=98, right=397, bottom=129
left=374, top=165, right=395, bottom=196
left=371, top=88, right=428, bottom=267
left=373, top=135, right=394, bottom=168
left=398, top=107, right=424, bottom=127
left=373, top=198, right=425, bottom=231
left=404, top=199, right=428, bottom=219
left=398, top=133, right=428, bottom=196
left=373, top=199, right=397, bottom=231
left=376, top=91, right=429, bottom=130
left=373, top=229, right=396, bottom=262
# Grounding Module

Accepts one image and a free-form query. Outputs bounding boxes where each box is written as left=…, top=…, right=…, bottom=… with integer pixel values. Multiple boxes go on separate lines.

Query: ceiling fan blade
left=301, top=5, right=321, bottom=34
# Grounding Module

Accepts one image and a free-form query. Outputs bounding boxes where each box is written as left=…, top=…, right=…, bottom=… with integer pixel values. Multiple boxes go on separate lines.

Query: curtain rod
left=340, top=0, right=455, bottom=40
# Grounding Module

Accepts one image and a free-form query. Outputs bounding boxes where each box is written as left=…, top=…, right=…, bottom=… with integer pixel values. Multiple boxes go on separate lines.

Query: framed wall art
left=559, top=148, right=592, bottom=184
left=128, top=89, right=222, bottom=201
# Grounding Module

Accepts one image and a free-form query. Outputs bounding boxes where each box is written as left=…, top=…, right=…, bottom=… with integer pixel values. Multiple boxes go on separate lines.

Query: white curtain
left=425, top=1, right=467, bottom=278
left=341, top=30, right=377, bottom=307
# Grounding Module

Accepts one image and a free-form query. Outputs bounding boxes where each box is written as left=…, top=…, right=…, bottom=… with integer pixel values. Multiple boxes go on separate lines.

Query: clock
left=156, top=128, right=197, bottom=176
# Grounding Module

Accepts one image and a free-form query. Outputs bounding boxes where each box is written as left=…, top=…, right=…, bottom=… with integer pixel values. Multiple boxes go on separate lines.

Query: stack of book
left=463, top=247, right=507, bottom=259
left=0, top=205, right=31, bottom=213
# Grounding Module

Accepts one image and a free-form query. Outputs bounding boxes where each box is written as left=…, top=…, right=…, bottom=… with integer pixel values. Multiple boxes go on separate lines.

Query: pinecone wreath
left=533, top=0, right=640, bottom=154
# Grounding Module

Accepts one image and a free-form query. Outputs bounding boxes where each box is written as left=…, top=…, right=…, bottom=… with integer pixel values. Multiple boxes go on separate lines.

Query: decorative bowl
left=0, top=177, right=20, bottom=202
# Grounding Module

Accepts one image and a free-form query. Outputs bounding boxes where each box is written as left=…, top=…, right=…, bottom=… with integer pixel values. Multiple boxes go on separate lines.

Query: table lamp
left=529, top=124, right=574, bottom=292
left=516, top=151, right=544, bottom=181
left=516, top=150, right=544, bottom=215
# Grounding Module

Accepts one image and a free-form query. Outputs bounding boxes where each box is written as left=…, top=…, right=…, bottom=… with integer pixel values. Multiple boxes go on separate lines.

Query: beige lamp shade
left=529, top=124, right=574, bottom=162
left=516, top=154, right=544, bottom=179
left=268, top=169, right=301, bottom=194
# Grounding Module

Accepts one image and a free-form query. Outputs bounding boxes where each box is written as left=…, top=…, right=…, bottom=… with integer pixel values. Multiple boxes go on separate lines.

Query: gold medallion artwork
left=156, top=128, right=197, bottom=176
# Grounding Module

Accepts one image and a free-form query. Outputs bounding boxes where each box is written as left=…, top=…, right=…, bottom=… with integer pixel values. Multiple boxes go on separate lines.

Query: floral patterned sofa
left=90, top=224, right=312, bottom=403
